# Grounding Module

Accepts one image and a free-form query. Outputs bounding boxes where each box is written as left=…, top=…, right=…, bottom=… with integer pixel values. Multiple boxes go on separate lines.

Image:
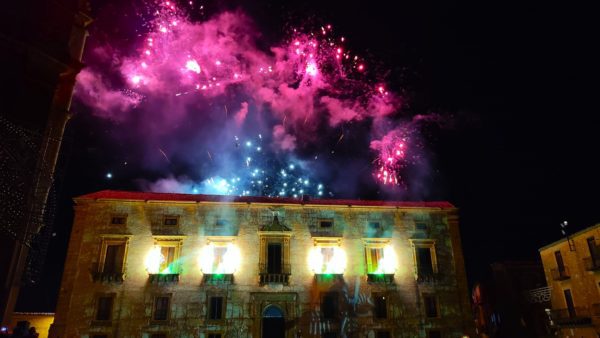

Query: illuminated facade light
left=308, top=246, right=347, bottom=274
left=199, top=242, right=241, bottom=274
left=144, top=238, right=183, bottom=275
left=366, top=243, right=397, bottom=274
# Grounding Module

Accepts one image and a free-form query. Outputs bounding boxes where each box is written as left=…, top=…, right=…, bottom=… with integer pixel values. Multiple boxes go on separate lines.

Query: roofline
left=74, top=190, right=456, bottom=210
left=539, top=223, right=600, bottom=252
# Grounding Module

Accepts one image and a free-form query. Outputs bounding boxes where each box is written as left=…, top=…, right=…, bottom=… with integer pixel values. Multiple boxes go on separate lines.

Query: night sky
left=16, top=0, right=598, bottom=311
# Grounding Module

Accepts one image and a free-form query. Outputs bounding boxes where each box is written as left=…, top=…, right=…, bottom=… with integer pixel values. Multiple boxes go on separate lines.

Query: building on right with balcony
left=539, top=223, right=600, bottom=336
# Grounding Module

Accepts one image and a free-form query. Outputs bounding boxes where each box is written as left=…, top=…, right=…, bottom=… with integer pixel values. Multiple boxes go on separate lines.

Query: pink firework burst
left=371, top=130, right=410, bottom=186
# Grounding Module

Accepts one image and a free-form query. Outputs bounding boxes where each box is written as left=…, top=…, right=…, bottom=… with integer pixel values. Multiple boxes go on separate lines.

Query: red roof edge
left=75, top=189, right=455, bottom=209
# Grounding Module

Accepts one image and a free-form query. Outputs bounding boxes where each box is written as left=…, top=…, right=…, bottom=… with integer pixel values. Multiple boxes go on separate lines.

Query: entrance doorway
left=262, top=305, right=285, bottom=338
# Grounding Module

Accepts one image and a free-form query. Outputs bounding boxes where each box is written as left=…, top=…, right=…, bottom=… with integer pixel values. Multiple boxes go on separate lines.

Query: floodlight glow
left=308, top=246, right=347, bottom=274
left=199, top=243, right=241, bottom=274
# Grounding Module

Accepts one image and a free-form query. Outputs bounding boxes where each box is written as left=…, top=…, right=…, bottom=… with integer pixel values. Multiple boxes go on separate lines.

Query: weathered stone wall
left=50, top=197, right=472, bottom=338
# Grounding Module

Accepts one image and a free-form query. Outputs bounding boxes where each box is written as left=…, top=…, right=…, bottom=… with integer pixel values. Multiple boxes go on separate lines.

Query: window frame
left=207, top=295, right=226, bottom=322
left=98, top=236, right=130, bottom=274
left=162, top=215, right=180, bottom=226
left=363, top=238, right=392, bottom=274
left=152, top=294, right=172, bottom=322
left=410, top=239, right=438, bottom=276
left=150, top=236, right=185, bottom=274
left=207, top=333, right=223, bottom=338
left=318, top=218, right=334, bottom=231
left=311, top=237, right=344, bottom=275
left=93, top=293, right=116, bottom=323
left=258, top=233, right=292, bottom=277
left=372, top=292, right=388, bottom=320
left=320, top=291, right=339, bottom=320
left=109, top=214, right=127, bottom=225
left=422, top=293, right=440, bottom=318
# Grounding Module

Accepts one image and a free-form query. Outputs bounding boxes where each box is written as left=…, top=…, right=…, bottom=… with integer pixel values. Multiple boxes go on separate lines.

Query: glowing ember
left=185, top=59, right=201, bottom=73
left=305, top=62, right=318, bottom=77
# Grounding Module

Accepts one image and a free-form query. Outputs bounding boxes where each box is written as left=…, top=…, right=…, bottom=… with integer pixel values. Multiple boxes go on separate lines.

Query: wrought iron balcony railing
left=202, top=273, right=234, bottom=284
left=416, top=264, right=439, bottom=284
left=550, top=307, right=592, bottom=327
left=92, top=271, right=125, bottom=283
left=525, top=286, right=552, bottom=304
left=550, top=267, right=570, bottom=281
left=148, top=273, right=179, bottom=283
left=314, top=274, right=344, bottom=283
left=367, top=274, right=394, bottom=284
left=583, top=257, right=600, bottom=271
left=259, top=263, right=291, bottom=285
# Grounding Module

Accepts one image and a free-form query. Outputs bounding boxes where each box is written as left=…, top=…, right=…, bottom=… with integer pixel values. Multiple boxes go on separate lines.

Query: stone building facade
left=539, top=223, right=600, bottom=337
left=50, top=190, right=472, bottom=338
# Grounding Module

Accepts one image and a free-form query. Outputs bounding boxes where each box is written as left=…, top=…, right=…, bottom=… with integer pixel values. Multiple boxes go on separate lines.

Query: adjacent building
left=50, top=190, right=472, bottom=338
left=0, top=0, right=91, bottom=325
left=539, top=223, right=600, bottom=337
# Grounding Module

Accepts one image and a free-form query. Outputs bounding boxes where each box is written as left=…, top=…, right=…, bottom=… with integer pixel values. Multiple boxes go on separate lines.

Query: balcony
left=367, top=274, right=394, bottom=284
left=583, top=257, right=600, bottom=271
left=550, top=307, right=592, bottom=327
left=92, top=271, right=125, bottom=283
left=314, top=274, right=344, bottom=283
left=259, top=263, right=291, bottom=285
left=202, top=273, right=234, bottom=285
left=551, top=267, right=570, bottom=281
left=417, top=272, right=440, bottom=284
left=148, top=273, right=179, bottom=283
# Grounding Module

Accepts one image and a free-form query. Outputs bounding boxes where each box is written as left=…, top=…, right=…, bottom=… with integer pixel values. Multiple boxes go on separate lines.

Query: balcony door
left=267, top=243, right=282, bottom=274
left=588, top=237, right=598, bottom=265
left=563, top=289, right=575, bottom=318
left=554, top=251, right=565, bottom=271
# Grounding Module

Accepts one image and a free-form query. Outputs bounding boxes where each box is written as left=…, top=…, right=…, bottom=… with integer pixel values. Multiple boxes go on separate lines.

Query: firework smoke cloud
left=75, top=0, right=436, bottom=198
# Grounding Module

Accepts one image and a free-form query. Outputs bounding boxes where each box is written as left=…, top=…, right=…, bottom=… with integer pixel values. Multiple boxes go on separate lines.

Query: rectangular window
left=428, top=331, right=441, bottom=338
left=216, top=219, right=229, bottom=227
left=319, top=219, right=333, bottom=229
left=564, top=289, right=575, bottom=318
left=368, top=247, right=384, bottom=273
left=424, top=294, right=438, bottom=318
left=163, top=216, right=178, bottom=226
left=111, top=216, right=126, bottom=225
left=150, top=334, right=167, bottom=338
left=207, top=334, right=222, bottom=338
left=92, top=335, right=108, bottom=338
left=322, top=292, right=338, bottom=319
left=323, top=333, right=337, bottom=338
left=376, top=332, right=391, bottom=338
left=153, top=296, right=170, bottom=321
left=588, top=237, right=598, bottom=257
left=160, top=246, right=176, bottom=273
left=102, top=243, right=125, bottom=273
left=96, top=296, right=113, bottom=321
left=415, top=222, right=427, bottom=231
left=267, top=243, right=282, bottom=274
left=368, top=221, right=381, bottom=230
left=208, top=296, right=224, bottom=320
left=373, top=293, right=387, bottom=319
left=417, top=247, right=434, bottom=275
left=555, top=250, right=565, bottom=271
